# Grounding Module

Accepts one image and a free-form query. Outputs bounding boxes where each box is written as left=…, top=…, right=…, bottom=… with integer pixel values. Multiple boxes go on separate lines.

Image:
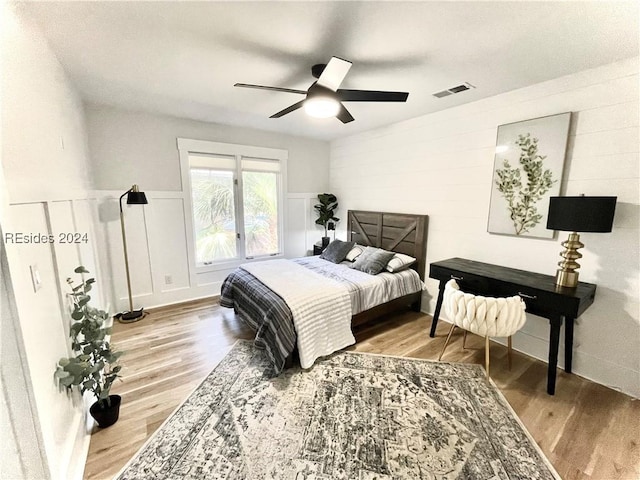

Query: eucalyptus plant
left=495, top=133, right=556, bottom=235
left=55, top=266, right=122, bottom=409
left=314, top=193, right=339, bottom=237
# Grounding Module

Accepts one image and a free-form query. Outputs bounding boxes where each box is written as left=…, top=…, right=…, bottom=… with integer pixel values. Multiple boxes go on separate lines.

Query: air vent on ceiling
left=433, top=90, right=452, bottom=98
left=432, top=82, right=475, bottom=98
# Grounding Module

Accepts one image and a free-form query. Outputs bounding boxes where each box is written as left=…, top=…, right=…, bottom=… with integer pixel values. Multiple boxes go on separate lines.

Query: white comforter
left=241, top=259, right=354, bottom=369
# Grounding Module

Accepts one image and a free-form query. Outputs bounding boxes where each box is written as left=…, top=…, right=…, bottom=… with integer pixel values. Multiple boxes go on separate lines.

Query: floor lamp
left=118, top=184, right=148, bottom=323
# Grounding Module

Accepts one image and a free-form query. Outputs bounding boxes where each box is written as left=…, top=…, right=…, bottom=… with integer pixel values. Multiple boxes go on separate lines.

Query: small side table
left=313, top=244, right=326, bottom=255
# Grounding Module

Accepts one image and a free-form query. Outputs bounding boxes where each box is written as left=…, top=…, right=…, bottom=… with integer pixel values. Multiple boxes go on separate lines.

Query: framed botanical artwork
left=487, top=112, right=571, bottom=238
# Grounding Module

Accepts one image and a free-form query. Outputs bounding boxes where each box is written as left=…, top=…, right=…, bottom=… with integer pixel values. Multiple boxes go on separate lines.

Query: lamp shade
left=546, top=196, right=616, bottom=232
left=126, top=191, right=148, bottom=205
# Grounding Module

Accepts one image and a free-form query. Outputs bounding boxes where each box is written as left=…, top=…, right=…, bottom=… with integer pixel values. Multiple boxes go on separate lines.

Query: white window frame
left=177, top=138, right=288, bottom=273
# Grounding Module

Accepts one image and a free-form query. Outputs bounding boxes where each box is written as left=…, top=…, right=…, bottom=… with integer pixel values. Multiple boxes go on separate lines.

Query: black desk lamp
left=118, top=184, right=148, bottom=323
left=546, top=195, right=616, bottom=288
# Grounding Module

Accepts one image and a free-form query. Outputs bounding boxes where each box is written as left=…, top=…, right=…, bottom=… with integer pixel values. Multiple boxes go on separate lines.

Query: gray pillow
left=351, top=246, right=395, bottom=275
left=320, top=240, right=355, bottom=263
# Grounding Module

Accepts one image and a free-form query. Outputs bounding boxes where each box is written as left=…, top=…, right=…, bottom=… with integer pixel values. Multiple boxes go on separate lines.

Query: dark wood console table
left=429, top=258, right=597, bottom=395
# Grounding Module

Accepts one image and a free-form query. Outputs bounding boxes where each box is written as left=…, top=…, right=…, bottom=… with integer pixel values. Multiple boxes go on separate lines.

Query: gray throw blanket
left=220, top=269, right=296, bottom=373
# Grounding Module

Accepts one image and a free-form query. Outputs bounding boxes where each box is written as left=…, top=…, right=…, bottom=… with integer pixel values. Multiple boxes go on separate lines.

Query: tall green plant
left=495, top=133, right=556, bottom=235
left=55, top=267, right=122, bottom=408
left=314, top=193, right=339, bottom=237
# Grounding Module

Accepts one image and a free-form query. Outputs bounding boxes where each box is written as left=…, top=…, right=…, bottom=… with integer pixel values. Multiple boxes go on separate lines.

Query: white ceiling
left=21, top=1, right=639, bottom=141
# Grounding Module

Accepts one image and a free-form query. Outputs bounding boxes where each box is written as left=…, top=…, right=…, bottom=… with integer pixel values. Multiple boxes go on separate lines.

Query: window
left=178, top=139, right=287, bottom=271
left=189, top=154, right=238, bottom=263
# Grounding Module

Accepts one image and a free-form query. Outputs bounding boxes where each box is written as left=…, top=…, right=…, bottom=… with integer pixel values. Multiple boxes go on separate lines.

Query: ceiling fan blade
left=336, top=104, right=355, bottom=124
left=270, top=100, right=305, bottom=118
left=337, top=89, right=409, bottom=102
left=316, top=57, right=352, bottom=92
left=234, top=83, right=307, bottom=95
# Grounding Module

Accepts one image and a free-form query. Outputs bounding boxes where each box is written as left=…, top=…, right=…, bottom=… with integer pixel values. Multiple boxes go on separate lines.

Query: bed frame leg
left=410, top=299, right=422, bottom=312
left=284, top=348, right=299, bottom=370
left=284, top=354, right=294, bottom=369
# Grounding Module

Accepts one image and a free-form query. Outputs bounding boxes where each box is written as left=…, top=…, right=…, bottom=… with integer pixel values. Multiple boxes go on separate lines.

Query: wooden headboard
left=347, top=210, right=428, bottom=280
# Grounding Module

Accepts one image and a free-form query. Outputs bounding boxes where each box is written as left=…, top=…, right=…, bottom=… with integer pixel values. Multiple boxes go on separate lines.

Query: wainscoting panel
left=285, top=193, right=321, bottom=258
left=100, top=194, right=154, bottom=311
left=146, top=197, right=190, bottom=293
left=97, top=190, right=221, bottom=310
left=48, top=200, right=83, bottom=326
left=286, top=197, right=308, bottom=259
left=95, top=190, right=324, bottom=311
left=5, top=202, right=85, bottom=480
left=71, top=199, right=106, bottom=310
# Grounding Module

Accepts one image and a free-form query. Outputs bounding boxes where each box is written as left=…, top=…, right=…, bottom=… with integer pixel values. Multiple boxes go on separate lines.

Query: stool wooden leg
left=462, top=330, right=468, bottom=349
left=484, top=336, right=490, bottom=377
left=438, top=324, right=456, bottom=361
left=508, top=336, right=513, bottom=370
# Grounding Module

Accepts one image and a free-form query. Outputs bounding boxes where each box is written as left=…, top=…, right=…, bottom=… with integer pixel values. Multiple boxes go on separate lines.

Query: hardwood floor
left=84, top=300, right=640, bottom=480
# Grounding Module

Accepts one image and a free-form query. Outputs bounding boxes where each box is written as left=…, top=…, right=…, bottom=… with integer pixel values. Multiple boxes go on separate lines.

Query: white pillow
left=385, top=253, right=417, bottom=273
left=345, top=244, right=365, bottom=262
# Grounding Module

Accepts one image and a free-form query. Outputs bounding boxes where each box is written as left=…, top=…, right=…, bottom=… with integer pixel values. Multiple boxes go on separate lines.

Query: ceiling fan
left=234, top=57, right=409, bottom=124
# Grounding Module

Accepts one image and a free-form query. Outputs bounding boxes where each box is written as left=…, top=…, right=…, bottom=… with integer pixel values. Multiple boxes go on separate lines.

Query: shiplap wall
left=330, top=58, right=639, bottom=398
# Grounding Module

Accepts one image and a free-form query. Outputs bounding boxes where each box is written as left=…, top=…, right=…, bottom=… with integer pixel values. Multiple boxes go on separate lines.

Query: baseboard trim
left=115, top=282, right=223, bottom=313
left=63, top=408, right=91, bottom=480
left=143, top=294, right=221, bottom=313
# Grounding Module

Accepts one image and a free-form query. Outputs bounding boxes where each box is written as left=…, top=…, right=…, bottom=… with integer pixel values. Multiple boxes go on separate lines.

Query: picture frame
left=487, top=112, right=571, bottom=238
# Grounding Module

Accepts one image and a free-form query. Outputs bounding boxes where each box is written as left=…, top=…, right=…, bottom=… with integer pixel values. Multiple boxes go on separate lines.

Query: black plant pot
left=321, top=236, right=330, bottom=247
left=89, top=394, right=121, bottom=428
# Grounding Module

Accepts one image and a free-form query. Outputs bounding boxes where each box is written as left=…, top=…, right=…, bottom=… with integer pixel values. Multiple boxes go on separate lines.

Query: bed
left=220, top=210, right=428, bottom=372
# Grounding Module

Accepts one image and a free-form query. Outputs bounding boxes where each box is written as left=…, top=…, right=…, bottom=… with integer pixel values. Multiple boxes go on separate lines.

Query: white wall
left=86, top=104, right=330, bottom=193
left=330, top=57, right=639, bottom=398
left=85, top=106, right=330, bottom=311
left=1, top=4, right=100, bottom=479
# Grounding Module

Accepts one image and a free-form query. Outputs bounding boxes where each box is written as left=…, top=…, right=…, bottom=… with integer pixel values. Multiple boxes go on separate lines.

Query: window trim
left=177, top=138, right=288, bottom=274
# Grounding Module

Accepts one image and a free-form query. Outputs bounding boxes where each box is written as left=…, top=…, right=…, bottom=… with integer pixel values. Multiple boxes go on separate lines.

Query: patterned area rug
left=116, top=341, right=559, bottom=479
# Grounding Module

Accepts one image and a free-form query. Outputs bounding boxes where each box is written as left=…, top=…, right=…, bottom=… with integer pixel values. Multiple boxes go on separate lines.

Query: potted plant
left=55, top=266, right=123, bottom=428
left=314, top=193, right=339, bottom=247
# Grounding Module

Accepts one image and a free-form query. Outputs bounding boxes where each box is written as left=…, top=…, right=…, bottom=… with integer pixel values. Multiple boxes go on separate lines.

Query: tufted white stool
left=438, top=279, right=527, bottom=377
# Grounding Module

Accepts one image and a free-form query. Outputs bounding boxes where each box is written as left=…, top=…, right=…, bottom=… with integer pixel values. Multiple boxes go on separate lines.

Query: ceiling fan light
left=304, top=96, right=340, bottom=118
